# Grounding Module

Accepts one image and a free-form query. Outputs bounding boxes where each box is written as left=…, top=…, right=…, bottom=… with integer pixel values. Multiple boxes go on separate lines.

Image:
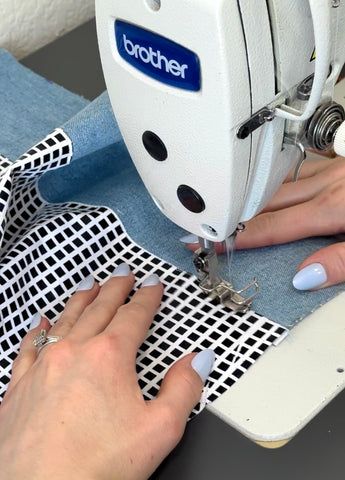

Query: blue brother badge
left=115, top=20, right=201, bottom=92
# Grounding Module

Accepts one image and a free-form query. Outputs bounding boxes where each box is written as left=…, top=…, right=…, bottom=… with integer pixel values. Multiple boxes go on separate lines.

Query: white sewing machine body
left=96, top=0, right=345, bottom=446
left=96, top=0, right=345, bottom=242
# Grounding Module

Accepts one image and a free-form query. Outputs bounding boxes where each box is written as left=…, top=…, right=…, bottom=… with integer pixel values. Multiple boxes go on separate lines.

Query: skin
left=0, top=272, right=205, bottom=480
left=187, top=157, right=345, bottom=288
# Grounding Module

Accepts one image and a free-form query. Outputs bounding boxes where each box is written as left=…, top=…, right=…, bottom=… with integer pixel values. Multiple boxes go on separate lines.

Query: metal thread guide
left=193, top=231, right=259, bottom=313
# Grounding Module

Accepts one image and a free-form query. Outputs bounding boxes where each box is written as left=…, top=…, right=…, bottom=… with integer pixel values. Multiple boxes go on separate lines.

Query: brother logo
left=115, top=20, right=201, bottom=92
left=123, top=34, right=189, bottom=79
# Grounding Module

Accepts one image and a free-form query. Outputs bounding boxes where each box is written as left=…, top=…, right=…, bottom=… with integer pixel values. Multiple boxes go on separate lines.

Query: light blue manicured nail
left=77, top=275, right=95, bottom=292
left=29, top=312, right=41, bottom=331
left=293, top=263, right=327, bottom=291
left=192, top=350, right=215, bottom=384
left=142, top=274, right=160, bottom=287
left=112, top=263, right=131, bottom=277
left=180, top=234, right=199, bottom=245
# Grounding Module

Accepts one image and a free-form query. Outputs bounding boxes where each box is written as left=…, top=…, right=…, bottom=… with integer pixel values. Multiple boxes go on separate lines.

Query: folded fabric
left=0, top=127, right=287, bottom=409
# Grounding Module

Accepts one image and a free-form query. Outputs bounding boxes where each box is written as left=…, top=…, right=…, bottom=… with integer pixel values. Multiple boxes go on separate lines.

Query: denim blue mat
left=0, top=50, right=88, bottom=159
left=1, top=49, right=344, bottom=328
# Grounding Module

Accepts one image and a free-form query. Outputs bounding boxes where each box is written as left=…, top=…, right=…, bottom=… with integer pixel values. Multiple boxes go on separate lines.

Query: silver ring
left=33, top=329, right=62, bottom=354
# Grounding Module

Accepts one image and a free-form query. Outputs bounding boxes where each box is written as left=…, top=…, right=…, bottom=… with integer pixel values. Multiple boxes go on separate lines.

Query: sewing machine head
left=96, top=0, right=345, bottom=311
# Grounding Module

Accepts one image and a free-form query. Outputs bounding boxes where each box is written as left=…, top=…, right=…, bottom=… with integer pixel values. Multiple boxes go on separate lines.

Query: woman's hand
left=181, top=157, right=345, bottom=291
left=0, top=264, right=214, bottom=480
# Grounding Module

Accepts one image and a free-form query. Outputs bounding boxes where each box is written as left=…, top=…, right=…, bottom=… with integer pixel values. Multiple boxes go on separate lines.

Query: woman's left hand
left=181, top=158, right=345, bottom=291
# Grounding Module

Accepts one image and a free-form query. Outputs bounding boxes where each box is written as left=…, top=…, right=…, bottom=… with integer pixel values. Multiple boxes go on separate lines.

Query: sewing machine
left=96, top=0, right=345, bottom=447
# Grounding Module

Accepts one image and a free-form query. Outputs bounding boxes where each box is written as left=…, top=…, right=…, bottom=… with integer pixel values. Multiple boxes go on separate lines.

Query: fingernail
left=77, top=275, right=95, bottom=292
left=192, top=350, right=215, bottom=384
left=142, top=274, right=160, bottom=287
left=29, top=312, right=41, bottom=331
left=112, top=263, right=131, bottom=277
left=180, top=234, right=199, bottom=245
left=293, top=263, right=327, bottom=291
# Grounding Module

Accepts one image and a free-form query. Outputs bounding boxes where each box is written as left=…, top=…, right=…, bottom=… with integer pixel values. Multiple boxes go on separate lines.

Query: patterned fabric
left=0, top=129, right=288, bottom=414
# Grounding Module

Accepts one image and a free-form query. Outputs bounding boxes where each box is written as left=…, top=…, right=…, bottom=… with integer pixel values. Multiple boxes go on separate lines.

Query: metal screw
left=332, top=0, right=340, bottom=8
left=237, top=223, right=246, bottom=233
left=194, top=256, right=206, bottom=271
left=146, top=0, right=161, bottom=11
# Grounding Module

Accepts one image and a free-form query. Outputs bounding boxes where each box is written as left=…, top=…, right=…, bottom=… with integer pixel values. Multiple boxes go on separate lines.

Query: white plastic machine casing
left=97, top=0, right=251, bottom=242
left=96, top=0, right=345, bottom=242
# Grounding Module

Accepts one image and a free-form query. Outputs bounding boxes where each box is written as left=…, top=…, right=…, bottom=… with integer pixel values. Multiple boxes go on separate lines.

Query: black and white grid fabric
left=0, top=130, right=288, bottom=411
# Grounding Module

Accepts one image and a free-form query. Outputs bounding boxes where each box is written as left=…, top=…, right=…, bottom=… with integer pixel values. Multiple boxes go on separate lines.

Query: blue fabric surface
left=1, top=49, right=344, bottom=328
left=0, top=50, right=88, bottom=160
left=63, top=92, right=121, bottom=161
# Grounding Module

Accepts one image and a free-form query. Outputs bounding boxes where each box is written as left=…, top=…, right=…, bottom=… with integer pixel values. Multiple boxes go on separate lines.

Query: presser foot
left=198, top=276, right=259, bottom=313
left=193, top=242, right=259, bottom=313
